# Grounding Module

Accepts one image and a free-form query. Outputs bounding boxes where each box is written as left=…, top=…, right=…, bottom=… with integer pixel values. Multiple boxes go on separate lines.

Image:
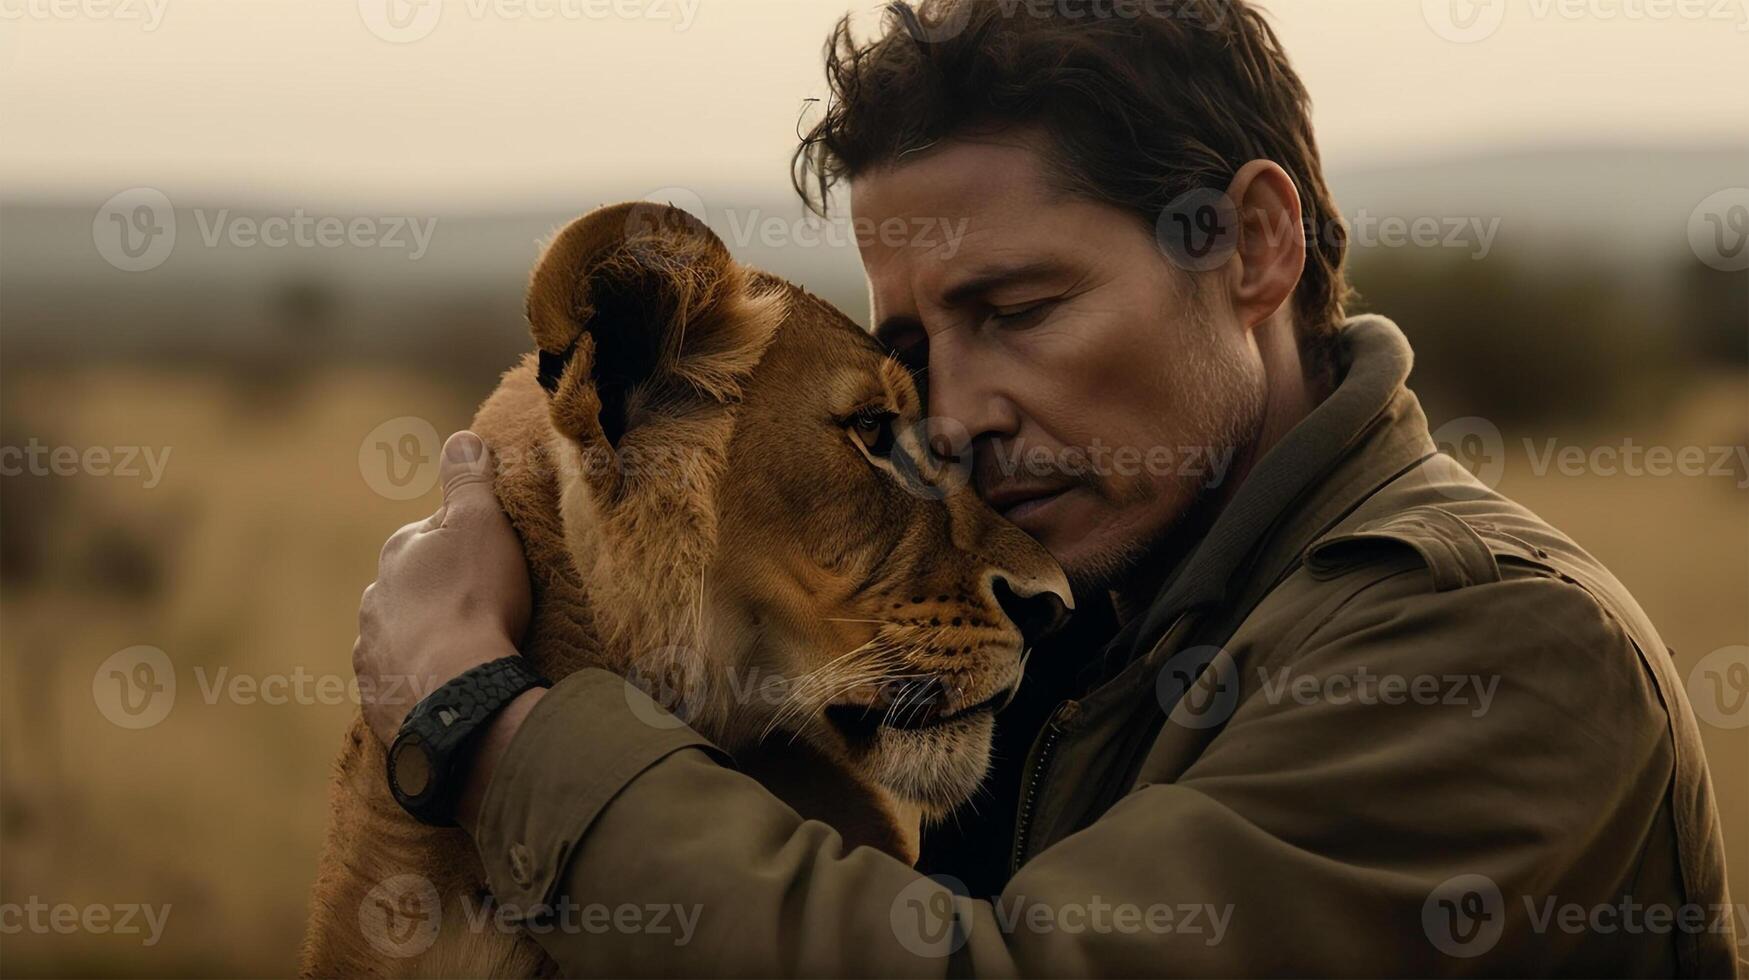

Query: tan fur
left=303, top=203, right=1070, bottom=978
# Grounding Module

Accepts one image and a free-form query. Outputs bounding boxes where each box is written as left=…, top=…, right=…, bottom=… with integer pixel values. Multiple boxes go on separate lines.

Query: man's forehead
left=850, top=132, right=1057, bottom=232
left=850, top=131, right=1084, bottom=344
left=860, top=208, right=1044, bottom=316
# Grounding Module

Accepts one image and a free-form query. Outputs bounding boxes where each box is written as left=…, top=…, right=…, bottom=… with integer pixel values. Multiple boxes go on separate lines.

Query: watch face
left=390, top=737, right=433, bottom=799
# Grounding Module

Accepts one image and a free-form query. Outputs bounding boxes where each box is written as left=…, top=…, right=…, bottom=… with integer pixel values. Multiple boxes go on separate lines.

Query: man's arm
left=455, top=568, right=1681, bottom=976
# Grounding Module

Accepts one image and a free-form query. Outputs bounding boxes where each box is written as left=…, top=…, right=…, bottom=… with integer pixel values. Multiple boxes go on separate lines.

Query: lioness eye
left=848, top=408, right=897, bottom=457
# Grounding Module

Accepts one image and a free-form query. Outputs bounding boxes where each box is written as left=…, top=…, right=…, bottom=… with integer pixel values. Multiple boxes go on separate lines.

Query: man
left=354, top=1, right=1737, bottom=974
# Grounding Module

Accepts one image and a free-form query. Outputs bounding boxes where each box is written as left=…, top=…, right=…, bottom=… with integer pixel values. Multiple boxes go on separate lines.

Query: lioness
left=303, top=202, right=1071, bottom=978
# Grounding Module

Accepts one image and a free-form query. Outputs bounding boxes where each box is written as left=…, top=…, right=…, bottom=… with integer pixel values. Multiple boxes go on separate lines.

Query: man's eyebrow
left=940, top=259, right=1067, bottom=308
left=872, top=259, right=1068, bottom=346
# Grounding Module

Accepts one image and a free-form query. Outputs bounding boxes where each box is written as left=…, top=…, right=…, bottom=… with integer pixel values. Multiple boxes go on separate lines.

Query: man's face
left=853, top=132, right=1267, bottom=596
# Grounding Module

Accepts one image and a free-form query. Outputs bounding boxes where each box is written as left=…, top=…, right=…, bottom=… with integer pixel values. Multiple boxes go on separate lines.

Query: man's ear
left=1224, top=159, right=1306, bottom=333
left=525, top=202, right=784, bottom=451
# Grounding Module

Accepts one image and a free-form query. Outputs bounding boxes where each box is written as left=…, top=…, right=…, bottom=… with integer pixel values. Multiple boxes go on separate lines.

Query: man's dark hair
left=793, top=0, right=1351, bottom=382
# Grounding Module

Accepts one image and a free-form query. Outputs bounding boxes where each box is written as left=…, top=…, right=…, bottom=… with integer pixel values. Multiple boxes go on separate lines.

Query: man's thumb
left=438, top=431, right=496, bottom=514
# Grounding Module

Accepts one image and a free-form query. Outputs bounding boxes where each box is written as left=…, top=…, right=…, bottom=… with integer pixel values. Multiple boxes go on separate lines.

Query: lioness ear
left=526, top=202, right=783, bottom=449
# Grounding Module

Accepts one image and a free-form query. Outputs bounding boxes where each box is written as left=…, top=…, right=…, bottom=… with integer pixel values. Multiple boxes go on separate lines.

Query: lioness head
left=527, top=202, right=1072, bottom=820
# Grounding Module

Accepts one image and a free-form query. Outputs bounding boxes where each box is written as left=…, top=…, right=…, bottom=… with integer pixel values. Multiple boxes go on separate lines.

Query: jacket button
left=508, top=843, right=534, bottom=887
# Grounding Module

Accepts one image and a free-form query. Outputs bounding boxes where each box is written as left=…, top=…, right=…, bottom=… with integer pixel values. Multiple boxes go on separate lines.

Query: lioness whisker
left=750, top=619, right=956, bottom=745
left=760, top=660, right=935, bottom=744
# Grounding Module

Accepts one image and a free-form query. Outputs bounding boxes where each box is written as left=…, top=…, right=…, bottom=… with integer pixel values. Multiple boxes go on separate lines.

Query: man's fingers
left=437, top=430, right=498, bottom=524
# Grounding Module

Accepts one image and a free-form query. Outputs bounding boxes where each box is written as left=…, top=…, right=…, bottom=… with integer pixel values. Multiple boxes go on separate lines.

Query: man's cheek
left=1092, top=453, right=1158, bottom=508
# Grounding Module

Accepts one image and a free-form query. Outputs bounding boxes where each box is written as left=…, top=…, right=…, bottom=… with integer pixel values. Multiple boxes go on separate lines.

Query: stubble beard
left=1062, top=305, right=1267, bottom=602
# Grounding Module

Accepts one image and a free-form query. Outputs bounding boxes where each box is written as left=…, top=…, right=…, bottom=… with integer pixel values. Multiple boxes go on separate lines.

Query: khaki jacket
left=475, top=316, right=1739, bottom=977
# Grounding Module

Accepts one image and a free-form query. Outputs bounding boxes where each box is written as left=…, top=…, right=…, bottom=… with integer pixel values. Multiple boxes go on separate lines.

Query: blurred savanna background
left=1, top=0, right=1745, bottom=975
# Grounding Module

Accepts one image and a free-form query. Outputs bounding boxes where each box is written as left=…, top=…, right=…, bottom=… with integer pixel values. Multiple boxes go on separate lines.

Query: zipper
left=1010, top=699, right=1078, bottom=874
left=1006, top=612, right=1190, bottom=876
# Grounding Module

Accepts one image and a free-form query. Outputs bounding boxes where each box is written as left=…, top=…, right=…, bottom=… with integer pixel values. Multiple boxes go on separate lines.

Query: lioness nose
left=990, top=575, right=1071, bottom=649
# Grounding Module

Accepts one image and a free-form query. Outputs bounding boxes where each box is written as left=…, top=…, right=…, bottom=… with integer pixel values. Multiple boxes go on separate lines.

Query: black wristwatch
left=386, top=655, right=551, bottom=827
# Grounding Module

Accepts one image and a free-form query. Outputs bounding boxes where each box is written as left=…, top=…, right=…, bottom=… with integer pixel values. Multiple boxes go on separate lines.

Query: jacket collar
left=1103, top=314, right=1438, bottom=673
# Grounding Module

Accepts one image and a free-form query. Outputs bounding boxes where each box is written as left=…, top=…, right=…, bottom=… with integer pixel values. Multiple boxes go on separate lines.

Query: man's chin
left=1032, top=503, right=1157, bottom=598
left=1047, top=474, right=1236, bottom=603
left=1060, top=540, right=1152, bottom=601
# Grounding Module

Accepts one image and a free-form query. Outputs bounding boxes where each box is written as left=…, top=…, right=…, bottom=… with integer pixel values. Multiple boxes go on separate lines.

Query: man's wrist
left=377, top=633, right=524, bottom=737
left=383, top=633, right=538, bottom=829
left=457, top=685, right=546, bottom=834
left=423, top=631, right=522, bottom=689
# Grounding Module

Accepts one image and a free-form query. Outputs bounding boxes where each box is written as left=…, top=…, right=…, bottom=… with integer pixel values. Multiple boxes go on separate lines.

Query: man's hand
left=354, top=430, right=533, bottom=746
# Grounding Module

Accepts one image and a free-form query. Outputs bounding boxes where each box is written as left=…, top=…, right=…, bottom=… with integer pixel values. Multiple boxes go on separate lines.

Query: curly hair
left=793, top=0, right=1351, bottom=382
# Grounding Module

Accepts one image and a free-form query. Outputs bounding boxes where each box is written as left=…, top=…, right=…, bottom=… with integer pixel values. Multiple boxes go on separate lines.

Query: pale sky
left=1, top=0, right=1745, bottom=207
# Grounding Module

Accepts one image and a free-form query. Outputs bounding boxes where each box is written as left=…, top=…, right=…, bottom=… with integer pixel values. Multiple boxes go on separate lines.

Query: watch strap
left=387, top=655, right=551, bottom=826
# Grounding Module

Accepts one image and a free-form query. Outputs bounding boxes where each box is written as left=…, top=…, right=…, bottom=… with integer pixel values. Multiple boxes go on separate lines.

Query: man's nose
left=924, top=349, right=1021, bottom=458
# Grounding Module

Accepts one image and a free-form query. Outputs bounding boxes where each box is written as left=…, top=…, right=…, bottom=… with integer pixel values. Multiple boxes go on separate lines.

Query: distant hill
left=1329, top=143, right=1747, bottom=274
left=3, top=142, right=1741, bottom=396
